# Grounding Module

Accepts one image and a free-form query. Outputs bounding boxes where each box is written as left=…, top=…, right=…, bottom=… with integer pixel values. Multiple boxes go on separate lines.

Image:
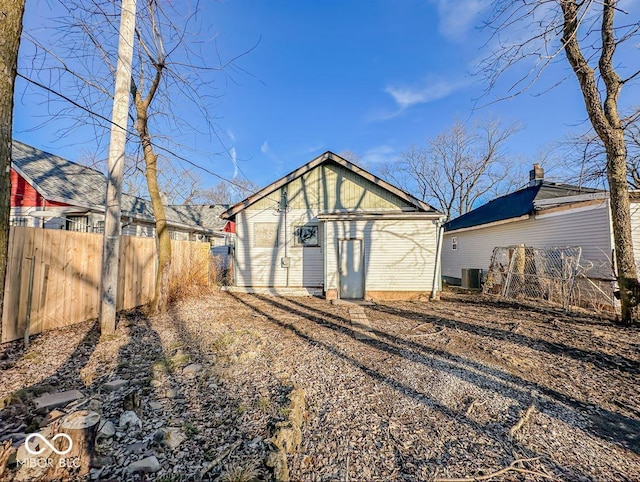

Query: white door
left=339, top=239, right=364, bottom=299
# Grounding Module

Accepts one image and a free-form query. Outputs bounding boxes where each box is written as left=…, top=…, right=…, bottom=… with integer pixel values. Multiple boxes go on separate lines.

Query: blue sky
left=13, top=0, right=640, bottom=191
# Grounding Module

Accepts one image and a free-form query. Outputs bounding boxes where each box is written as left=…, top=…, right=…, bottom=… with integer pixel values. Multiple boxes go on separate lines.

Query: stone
left=0, top=432, right=26, bottom=443
left=127, top=455, right=161, bottom=474
left=33, top=390, right=84, bottom=411
left=90, top=468, right=104, bottom=480
left=91, top=455, right=116, bottom=468
left=182, top=363, right=202, bottom=375
left=103, top=379, right=129, bottom=392
left=165, top=389, right=178, bottom=399
left=97, top=419, right=116, bottom=439
left=149, top=401, right=163, bottom=411
left=125, top=441, right=148, bottom=454
left=119, top=411, right=142, bottom=431
left=154, top=427, right=186, bottom=450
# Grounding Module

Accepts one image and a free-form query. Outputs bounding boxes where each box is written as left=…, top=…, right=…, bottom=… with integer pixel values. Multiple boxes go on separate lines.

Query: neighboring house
left=442, top=164, right=614, bottom=284
left=221, top=151, right=445, bottom=300
left=10, top=140, right=232, bottom=243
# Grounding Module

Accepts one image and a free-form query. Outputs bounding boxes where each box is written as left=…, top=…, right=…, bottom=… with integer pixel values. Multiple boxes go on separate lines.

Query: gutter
left=431, top=218, right=446, bottom=300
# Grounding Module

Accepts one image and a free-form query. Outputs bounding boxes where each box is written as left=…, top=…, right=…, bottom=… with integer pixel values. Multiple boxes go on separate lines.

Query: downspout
left=283, top=188, right=289, bottom=288
left=431, top=218, right=445, bottom=301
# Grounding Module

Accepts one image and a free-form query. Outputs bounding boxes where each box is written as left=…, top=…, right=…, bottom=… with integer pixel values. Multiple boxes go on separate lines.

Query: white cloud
left=227, top=129, right=236, bottom=142
left=385, top=78, right=468, bottom=110
left=260, top=141, right=269, bottom=153
left=362, top=145, right=397, bottom=164
left=230, top=146, right=238, bottom=178
left=431, top=0, right=489, bottom=41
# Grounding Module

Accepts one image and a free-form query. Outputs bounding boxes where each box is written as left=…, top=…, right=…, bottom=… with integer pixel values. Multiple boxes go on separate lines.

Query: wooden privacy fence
left=1, top=227, right=210, bottom=343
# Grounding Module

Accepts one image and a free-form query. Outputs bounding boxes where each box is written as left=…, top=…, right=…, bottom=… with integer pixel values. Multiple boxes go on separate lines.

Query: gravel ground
left=1, top=290, right=639, bottom=481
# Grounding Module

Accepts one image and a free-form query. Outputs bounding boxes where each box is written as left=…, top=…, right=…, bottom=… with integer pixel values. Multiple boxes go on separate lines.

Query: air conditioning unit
left=461, top=268, right=482, bottom=289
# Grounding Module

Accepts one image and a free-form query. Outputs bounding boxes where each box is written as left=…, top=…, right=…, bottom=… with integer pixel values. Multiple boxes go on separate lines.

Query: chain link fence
left=483, top=245, right=582, bottom=309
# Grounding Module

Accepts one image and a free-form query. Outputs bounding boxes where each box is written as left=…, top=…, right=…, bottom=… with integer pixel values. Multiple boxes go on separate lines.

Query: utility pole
left=99, top=0, right=137, bottom=334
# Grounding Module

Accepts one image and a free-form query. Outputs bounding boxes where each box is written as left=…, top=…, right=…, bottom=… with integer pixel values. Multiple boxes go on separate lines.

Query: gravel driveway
left=1, top=291, right=639, bottom=481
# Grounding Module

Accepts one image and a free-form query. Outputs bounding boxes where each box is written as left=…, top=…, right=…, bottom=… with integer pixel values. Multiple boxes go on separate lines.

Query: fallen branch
left=465, top=399, right=486, bottom=417
left=509, top=403, right=535, bottom=437
left=198, top=439, right=242, bottom=480
left=433, top=457, right=553, bottom=482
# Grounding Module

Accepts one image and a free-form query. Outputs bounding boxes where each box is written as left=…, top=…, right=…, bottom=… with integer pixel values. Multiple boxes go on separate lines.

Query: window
left=10, top=217, right=28, bottom=227
left=94, top=221, right=105, bottom=234
left=254, top=223, right=279, bottom=247
left=294, top=224, right=319, bottom=247
left=67, top=215, right=89, bottom=232
left=451, top=236, right=458, bottom=251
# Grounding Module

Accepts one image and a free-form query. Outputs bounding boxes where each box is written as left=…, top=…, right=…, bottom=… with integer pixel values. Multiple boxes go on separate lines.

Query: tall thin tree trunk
left=0, top=0, right=26, bottom=339
left=607, top=136, right=639, bottom=323
left=143, top=143, right=171, bottom=313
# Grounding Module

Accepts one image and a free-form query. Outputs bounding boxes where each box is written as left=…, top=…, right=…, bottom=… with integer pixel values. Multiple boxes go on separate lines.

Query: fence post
left=23, top=256, right=36, bottom=348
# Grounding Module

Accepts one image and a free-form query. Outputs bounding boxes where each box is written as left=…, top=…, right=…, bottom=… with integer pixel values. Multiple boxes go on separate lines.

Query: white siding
left=442, top=201, right=613, bottom=280
left=629, top=201, right=640, bottom=270
left=234, top=208, right=323, bottom=288
left=324, top=219, right=439, bottom=293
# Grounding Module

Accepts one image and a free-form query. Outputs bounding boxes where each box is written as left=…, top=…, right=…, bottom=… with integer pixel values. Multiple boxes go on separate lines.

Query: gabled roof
left=221, top=151, right=439, bottom=219
left=12, top=140, right=107, bottom=210
left=165, top=204, right=229, bottom=232
left=444, top=181, right=603, bottom=232
left=12, top=140, right=228, bottom=232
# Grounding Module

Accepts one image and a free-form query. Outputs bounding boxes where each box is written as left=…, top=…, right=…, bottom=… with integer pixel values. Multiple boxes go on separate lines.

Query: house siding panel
left=234, top=208, right=324, bottom=287
left=629, top=201, right=640, bottom=271
left=325, top=219, right=438, bottom=293
left=249, top=163, right=412, bottom=213
left=442, top=201, right=613, bottom=281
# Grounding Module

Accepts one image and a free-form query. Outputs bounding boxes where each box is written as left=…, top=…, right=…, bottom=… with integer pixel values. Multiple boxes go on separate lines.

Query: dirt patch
left=0, top=291, right=639, bottom=481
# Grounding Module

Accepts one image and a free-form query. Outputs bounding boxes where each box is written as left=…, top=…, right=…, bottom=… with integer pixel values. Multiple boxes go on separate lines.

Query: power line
left=16, top=71, right=267, bottom=199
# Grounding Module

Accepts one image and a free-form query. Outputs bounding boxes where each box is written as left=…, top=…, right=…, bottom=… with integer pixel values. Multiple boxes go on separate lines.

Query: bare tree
left=482, top=0, right=640, bottom=324
left=560, top=124, right=640, bottom=189
left=23, top=0, right=248, bottom=313
left=380, top=120, right=520, bottom=218
left=0, top=0, right=26, bottom=338
left=77, top=151, right=203, bottom=204
left=197, top=178, right=259, bottom=205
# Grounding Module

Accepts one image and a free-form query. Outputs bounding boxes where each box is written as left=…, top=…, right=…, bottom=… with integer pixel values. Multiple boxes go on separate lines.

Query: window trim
left=293, top=223, right=320, bottom=247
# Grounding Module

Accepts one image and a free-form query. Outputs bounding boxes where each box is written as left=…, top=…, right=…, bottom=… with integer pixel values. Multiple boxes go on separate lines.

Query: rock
left=33, top=390, right=84, bottom=411
left=182, top=363, right=202, bottom=376
left=89, top=467, right=104, bottom=480
left=149, top=401, right=163, bottom=411
left=119, top=411, right=142, bottom=431
left=39, top=409, right=66, bottom=427
left=97, top=419, right=116, bottom=440
left=103, top=379, right=129, bottom=392
left=153, top=427, right=186, bottom=450
left=127, top=455, right=161, bottom=474
left=0, top=432, right=26, bottom=443
left=165, top=389, right=178, bottom=399
left=91, top=455, right=115, bottom=468
left=125, top=441, right=148, bottom=454
left=87, top=399, right=102, bottom=412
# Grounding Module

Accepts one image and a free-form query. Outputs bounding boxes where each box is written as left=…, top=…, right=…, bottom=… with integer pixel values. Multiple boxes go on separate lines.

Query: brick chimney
left=529, top=163, right=544, bottom=186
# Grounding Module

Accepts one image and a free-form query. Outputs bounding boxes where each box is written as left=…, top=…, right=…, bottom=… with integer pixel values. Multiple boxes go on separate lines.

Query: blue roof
left=444, top=182, right=602, bottom=232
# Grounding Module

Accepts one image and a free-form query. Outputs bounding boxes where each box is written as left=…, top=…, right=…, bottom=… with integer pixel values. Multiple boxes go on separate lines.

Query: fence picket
left=1, top=227, right=210, bottom=343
